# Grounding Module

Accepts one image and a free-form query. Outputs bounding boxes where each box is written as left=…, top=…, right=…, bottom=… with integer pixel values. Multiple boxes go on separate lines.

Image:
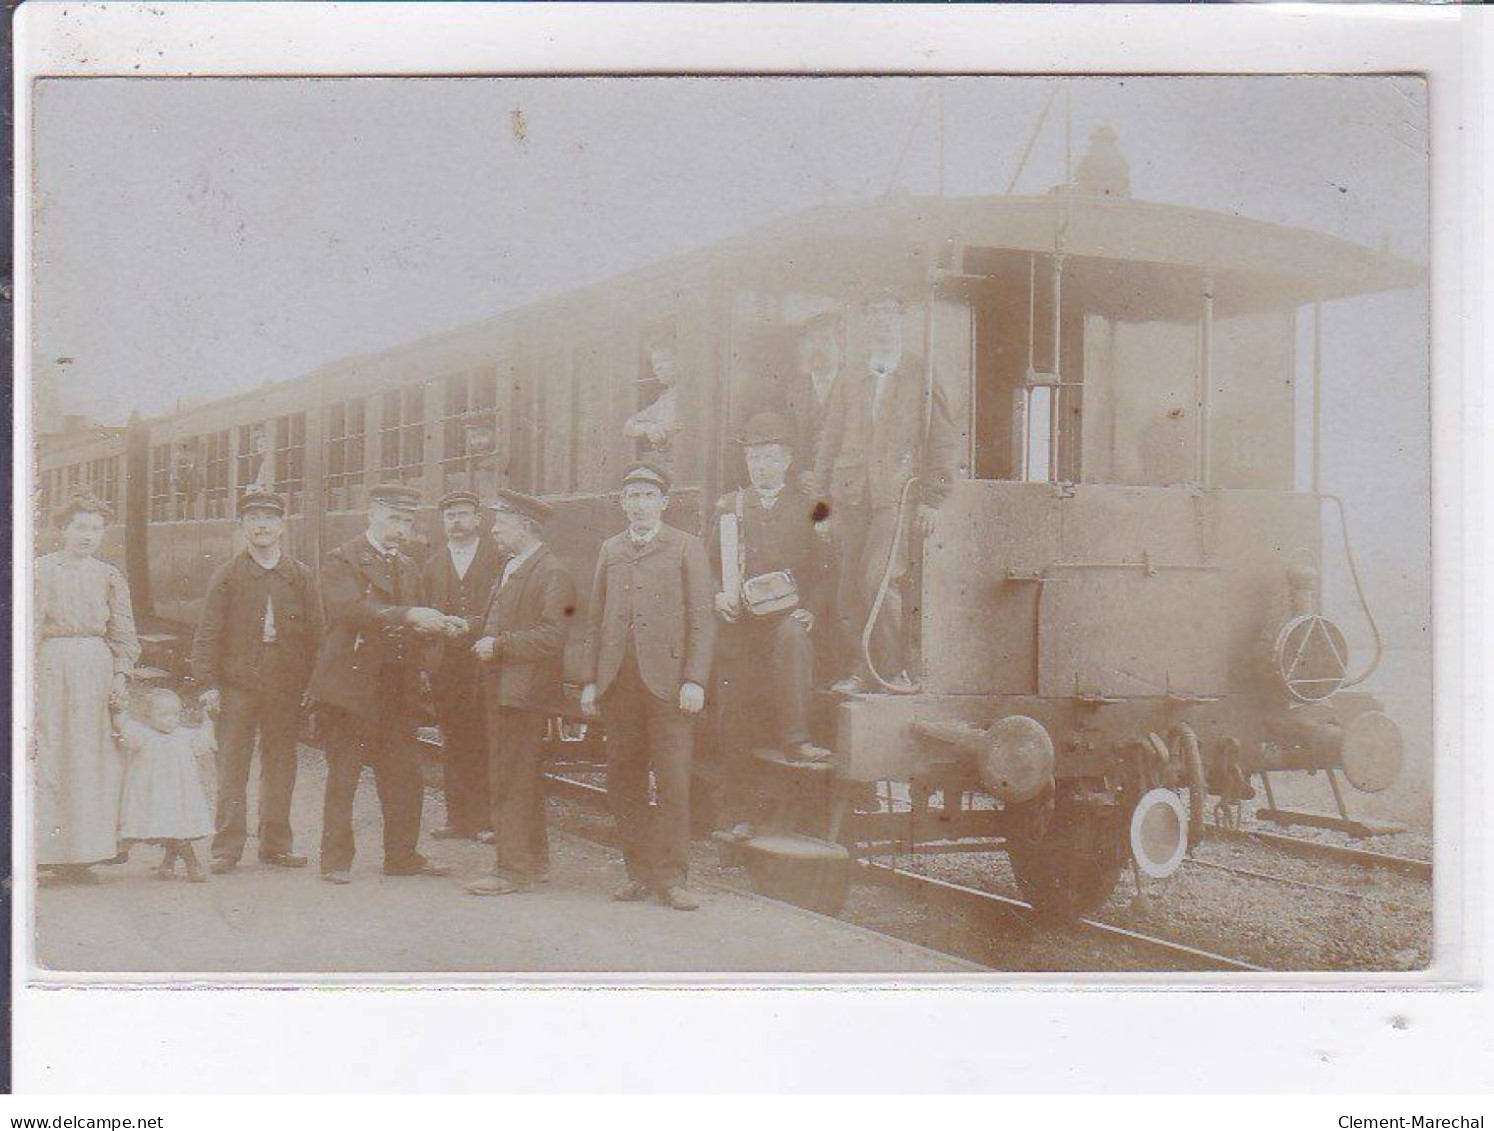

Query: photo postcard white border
left=9, top=1, right=1490, bottom=1092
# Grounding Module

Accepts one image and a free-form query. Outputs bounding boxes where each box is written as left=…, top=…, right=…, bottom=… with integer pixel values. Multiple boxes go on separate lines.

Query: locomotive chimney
left=1072, top=126, right=1132, bottom=198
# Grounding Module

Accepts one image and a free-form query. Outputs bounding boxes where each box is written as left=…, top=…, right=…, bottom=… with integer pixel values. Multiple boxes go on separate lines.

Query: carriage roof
left=702, top=193, right=1426, bottom=322
left=126, top=191, right=1427, bottom=429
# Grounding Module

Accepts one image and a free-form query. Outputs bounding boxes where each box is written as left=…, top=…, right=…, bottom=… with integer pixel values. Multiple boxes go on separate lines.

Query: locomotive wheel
left=1006, top=791, right=1127, bottom=921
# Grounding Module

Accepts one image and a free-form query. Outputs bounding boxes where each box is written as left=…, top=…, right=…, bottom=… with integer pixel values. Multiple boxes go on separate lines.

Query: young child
left=113, top=688, right=215, bottom=882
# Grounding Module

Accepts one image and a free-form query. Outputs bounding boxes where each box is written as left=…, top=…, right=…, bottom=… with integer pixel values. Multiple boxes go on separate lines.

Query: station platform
left=31, top=746, right=976, bottom=977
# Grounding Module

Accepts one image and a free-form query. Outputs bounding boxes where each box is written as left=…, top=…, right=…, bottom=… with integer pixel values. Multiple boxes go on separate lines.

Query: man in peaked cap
left=422, top=487, right=505, bottom=844
left=707, top=413, right=834, bottom=837
left=308, top=482, right=462, bottom=883
left=579, top=459, right=716, bottom=910
left=190, top=486, right=324, bottom=873
left=466, top=488, right=575, bottom=895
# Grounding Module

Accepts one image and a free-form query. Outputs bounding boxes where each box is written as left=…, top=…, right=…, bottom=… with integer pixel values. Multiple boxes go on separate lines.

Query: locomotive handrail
left=1321, top=492, right=1385, bottom=689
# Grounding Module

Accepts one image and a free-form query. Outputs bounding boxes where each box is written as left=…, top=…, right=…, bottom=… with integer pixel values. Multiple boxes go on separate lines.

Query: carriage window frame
left=236, top=421, right=270, bottom=496
left=203, top=430, right=231, bottom=519
left=171, top=436, right=202, bottom=521
left=379, top=385, right=427, bottom=484
left=87, top=455, right=121, bottom=518
left=325, top=397, right=368, bottom=512
left=272, top=413, right=307, bottom=516
left=439, top=367, right=500, bottom=491
left=148, top=443, right=172, bottom=523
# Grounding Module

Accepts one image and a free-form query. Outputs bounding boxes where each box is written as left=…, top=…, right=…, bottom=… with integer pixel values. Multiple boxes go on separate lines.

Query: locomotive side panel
left=921, top=481, right=1059, bottom=696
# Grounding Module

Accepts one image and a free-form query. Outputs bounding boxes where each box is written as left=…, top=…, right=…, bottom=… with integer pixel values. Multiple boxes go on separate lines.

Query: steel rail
left=1183, top=857, right=1422, bottom=912
left=546, top=771, right=1265, bottom=974
left=1208, top=825, right=1432, bottom=882
left=859, top=861, right=1267, bottom=974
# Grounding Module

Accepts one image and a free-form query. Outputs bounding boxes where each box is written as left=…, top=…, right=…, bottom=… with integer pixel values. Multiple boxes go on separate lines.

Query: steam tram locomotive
left=38, top=170, right=1421, bottom=918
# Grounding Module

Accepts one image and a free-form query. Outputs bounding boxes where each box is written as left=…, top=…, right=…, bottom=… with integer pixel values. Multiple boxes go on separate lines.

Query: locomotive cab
left=719, top=191, right=1422, bottom=917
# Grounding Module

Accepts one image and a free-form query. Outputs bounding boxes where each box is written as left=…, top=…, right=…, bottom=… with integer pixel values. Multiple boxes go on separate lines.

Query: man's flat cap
left=236, top=487, right=287, bottom=517
left=368, top=482, right=423, bottom=511
left=436, top=489, right=482, bottom=512
left=737, top=412, right=795, bottom=450
left=490, top=488, right=554, bottom=524
left=621, top=460, right=671, bottom=494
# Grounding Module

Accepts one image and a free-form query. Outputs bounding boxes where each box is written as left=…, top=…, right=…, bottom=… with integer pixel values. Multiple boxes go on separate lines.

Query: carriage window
left=203, top=431, right=231, bottom=518
left=325, top=398, right=367, bottom=512
left=380, top=386, right=426, bottom=483
left=440, top=368, right=501, bottom=491
left=237, top=422, right=270, bottom=493
left=149, top=444, right=171, bottom=522
left=272, top=413, right=307, bottom=515
left=172, top=437, right=202, bottom=520
left=535, top=350, right=568, bottom=494
left=87, top=455, right=122, bottom=518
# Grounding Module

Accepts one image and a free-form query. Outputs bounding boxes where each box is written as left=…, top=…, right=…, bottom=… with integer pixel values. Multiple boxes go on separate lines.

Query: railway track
left=542, top=770, right=1266, bottom=974
left=858, top=860, right=1266, bottom=973
left=1182, top=856, right=1421, bottom=913
left=1206, top=824, right=1432, bottom=882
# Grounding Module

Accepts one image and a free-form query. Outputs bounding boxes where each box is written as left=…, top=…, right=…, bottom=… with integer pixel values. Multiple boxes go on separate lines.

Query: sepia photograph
left=24, top=70, right=1435, bottom=981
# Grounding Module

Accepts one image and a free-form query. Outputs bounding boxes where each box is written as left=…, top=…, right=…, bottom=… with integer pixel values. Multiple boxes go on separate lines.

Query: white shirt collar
left=448, top=539, right=479, bottom=579
left=754, top=485, right=784, bottom=509
left=365, top=531, right=396, bottom=556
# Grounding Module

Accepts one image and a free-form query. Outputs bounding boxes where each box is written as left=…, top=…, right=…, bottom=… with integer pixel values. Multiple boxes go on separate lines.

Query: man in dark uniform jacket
left=810, top=289, right=959, bottom=693
left=190, top=486, right=324, bottom=873
left=580, top=461, right=717, bottom=911
left=422, top=489, right=505, bottom=842
left=308, top=482, right=459, bottom=884
left=708, top=413, right=834, bottom=835
left=782, top=312, right=844, bottom=476
left=466, top=489, right=575, bottom=895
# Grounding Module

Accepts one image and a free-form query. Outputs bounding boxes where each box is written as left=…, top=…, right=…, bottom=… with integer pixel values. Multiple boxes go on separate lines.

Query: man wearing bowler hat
left=580, top=460, right=716, bottom=910
left=423, top=488, right=505, bottom=843
left=190, top=485, right=324, bottom=873
left=467, top=489, right=575, bottom=895
left=708, top=412, right=834, bottom=837
left=309, top=482, right=461, bottom=883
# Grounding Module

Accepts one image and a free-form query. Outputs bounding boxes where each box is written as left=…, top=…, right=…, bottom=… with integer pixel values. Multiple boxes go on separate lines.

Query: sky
left=31, top=75, right=1431, bottom=643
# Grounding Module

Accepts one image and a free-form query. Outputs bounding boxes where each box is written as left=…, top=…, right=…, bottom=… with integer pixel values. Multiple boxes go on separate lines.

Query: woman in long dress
left=34, top=492, right=141, bottom=883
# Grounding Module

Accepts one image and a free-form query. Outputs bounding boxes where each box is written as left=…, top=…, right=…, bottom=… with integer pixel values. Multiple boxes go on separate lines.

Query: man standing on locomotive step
left=309, top=482, right=462, bottom=884
left=580, top=461, right=716, bottom=910
left=708, top=412, right=834, bottom=838
left=190, top=485, right=324, bottom=874
left=784, top=312, right=844, bottom=477
left=467, top=489, right=576, bottom=895
left=809, top=289, right=959, bottom=694
left=423, top=489, right=505, bottom=844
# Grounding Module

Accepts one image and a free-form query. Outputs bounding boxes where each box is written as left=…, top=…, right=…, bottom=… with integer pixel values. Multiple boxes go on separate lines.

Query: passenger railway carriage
left=37, top=156, right=1423, bottom=917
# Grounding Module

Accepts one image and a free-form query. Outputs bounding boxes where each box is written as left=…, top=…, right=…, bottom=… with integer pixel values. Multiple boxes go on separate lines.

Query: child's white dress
left=116, top=720, right=214, bottom=841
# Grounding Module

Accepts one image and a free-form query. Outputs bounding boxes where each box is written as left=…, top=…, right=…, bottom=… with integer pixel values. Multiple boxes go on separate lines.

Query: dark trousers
left=833, top=500, right=907, bottom=681
left=719, top=613, right=815, bottom=826
left=318, top=706, right=425, bottom=874
left=603, top=651, right=696, bottom=890
left=435, top=671, right=490, bottom=835
left=486, top=707, right=550, bottom=883
left=212, top=684, right=302, bottom=862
